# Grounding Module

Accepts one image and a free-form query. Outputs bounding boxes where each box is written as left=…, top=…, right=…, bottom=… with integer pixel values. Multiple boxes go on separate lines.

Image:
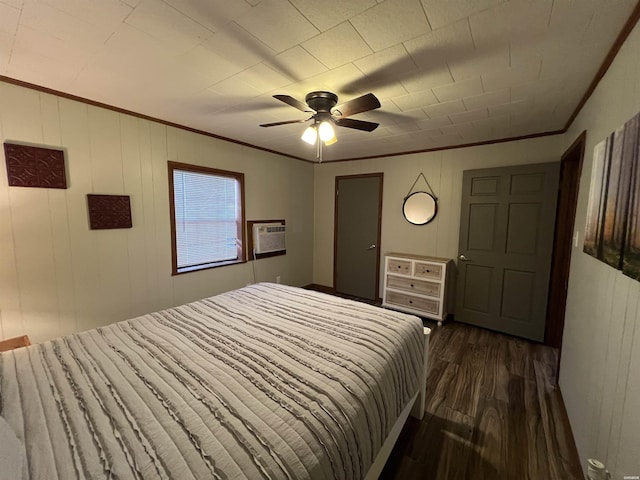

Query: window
left=168, top=161, right=245, bottom=275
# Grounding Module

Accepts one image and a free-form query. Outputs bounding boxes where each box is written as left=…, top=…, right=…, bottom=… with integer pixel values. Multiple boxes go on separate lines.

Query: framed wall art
left=4, top=142, right=67, bottom=189
left=584, top=111, right=640, bottom=280
left=87, top=194, right=132, bottom=230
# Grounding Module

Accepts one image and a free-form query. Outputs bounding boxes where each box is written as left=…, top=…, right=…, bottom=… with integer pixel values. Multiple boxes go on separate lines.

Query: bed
left=0, top=283, right=429, bottom=480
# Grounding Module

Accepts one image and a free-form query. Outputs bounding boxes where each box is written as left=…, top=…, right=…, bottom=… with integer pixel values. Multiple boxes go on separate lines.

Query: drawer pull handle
left=410, top=284, right=414, bottom=288
left=409, top=300, right=413, bottom=304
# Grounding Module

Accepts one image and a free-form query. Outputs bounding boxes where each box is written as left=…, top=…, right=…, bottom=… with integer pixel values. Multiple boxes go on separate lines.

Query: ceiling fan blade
left=333, top=93, right=381, bottom=118
left=273, top=94, right=312, bottom=112
left=335, top=118, right=379, bottom=132
left=259, top=119, right=309, bottom=127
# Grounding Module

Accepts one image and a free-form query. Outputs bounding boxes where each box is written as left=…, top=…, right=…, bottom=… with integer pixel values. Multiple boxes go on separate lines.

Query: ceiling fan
left=259, top=92, right=381, bottom=158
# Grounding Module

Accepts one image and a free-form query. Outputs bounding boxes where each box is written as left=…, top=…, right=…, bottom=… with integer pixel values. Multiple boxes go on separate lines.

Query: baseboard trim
left=304, top=284, right=383, bottom=305
left=303, top=283, right=335, bottom=294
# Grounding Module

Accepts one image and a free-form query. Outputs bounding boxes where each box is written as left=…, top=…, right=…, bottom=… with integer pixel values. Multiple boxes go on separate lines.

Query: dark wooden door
left=455, top=163, right=560, bottom=341
left=334, top=174, right=383, bottom=301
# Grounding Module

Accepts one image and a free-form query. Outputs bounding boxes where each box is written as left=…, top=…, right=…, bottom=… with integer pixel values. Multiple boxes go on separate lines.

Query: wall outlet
left=276, top=276, right=281, bottom=284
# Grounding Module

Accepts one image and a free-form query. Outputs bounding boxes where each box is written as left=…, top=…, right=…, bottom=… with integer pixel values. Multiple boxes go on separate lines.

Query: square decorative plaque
left=4, top=142, right=67, bottom=188
left=87, top=194, right=132, bottom=230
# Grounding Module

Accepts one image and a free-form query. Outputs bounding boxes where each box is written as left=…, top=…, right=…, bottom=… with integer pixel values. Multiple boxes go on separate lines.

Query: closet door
left=334, top=173, right=383, bottom=301
left=456, top=163, right=559, bottom=341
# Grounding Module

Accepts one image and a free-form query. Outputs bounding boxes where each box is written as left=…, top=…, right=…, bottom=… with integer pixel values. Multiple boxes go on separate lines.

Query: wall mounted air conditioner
left=253, top=223, right=286, bottom=254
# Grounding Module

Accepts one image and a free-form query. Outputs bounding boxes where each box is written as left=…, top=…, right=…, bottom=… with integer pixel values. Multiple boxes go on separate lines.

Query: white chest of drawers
left=382, top=253, right=454, bottom=326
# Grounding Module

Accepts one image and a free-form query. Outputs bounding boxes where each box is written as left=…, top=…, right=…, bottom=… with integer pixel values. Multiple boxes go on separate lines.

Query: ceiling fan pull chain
left=405, top=172, right=437, bottom=201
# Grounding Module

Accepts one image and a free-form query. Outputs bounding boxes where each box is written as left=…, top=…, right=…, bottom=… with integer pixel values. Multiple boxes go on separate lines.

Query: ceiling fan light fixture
left=318, top=121, right=335, bottom=142
left=301, top=125, right=317, bottom=145
left=264, top=91, right=381, bottom=156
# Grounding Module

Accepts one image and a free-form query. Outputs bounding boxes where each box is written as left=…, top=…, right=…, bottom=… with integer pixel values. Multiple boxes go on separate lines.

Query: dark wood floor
left=380, top=320, right=583, bottom=480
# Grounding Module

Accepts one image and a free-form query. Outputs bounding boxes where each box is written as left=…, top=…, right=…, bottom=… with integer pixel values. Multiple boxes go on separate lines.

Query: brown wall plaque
left=4, top=142, right=67, bottom=189
left=87, top=194, right=132, bottom=230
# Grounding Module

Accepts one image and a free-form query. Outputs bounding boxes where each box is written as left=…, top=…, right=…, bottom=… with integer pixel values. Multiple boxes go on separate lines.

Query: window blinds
left=173, top=169, right=239, bottom=270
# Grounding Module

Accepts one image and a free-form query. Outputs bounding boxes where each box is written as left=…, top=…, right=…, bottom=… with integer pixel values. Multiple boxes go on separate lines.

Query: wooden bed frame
left=0, top=335, right=30, bottom=353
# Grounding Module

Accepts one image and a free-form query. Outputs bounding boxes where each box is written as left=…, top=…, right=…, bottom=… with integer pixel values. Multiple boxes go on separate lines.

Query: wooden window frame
left=168, top=161, right=246, bottom=275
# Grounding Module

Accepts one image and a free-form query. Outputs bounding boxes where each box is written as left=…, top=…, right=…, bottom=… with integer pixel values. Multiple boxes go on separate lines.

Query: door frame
left=545, top=131, right=586, bottom=349
left=333, top=173, right=384, bottom=301
left=545, top=132, right=586, bottom=386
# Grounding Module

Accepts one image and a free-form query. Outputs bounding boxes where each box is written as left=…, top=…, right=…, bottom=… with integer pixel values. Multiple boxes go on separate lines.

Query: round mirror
left=403, top=191, right=437, bottom=225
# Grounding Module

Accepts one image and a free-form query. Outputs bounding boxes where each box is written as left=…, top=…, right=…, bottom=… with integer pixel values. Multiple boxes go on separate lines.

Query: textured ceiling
left=1, top=0, right=638, bottom=162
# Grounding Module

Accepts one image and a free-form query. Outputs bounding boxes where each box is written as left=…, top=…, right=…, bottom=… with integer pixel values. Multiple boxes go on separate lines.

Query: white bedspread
left=0, top=283, right=424, bottom=480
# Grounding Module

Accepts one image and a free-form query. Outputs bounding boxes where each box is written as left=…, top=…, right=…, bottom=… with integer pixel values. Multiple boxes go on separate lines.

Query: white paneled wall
left=0, top=82, right=314, bottom=343
left=560, top=19, right=640, bottom=479
left=312, top=135, right=563, bottom=291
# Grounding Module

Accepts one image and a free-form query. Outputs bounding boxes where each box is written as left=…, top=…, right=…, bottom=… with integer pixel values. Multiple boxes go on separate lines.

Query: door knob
left=367, top=244, right=376, bottom=250
left=459, top=254, right=470, bottom=261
